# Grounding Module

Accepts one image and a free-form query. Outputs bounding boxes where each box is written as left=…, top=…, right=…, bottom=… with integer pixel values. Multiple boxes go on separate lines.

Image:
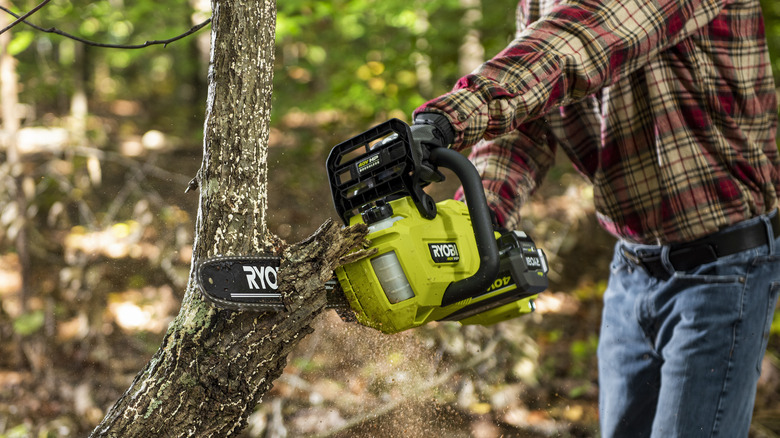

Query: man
left=409, top=0, right=780, bottom=436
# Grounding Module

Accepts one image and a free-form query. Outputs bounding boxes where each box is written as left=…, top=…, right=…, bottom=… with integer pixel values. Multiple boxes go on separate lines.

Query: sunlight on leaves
left=106, top=287, right=178, bottom=333
left=8, top=31, right=35, bottom=56
left=13, top=311, right=45, bottom=336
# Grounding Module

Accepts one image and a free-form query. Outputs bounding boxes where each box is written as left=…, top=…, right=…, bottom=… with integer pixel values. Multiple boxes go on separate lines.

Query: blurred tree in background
left=0, top=0, right=779, bottom=436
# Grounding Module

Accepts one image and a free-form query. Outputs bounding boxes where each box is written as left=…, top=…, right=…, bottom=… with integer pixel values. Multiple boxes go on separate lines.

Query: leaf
left=8, top=31, right=35, bottom=56
left=13, top=310, right=45, bottom=336
left=568, top=384, right=591, bottom=399
left=3, top=423, right=32, bottom=438
left=771, top=312, right=780, bottom=335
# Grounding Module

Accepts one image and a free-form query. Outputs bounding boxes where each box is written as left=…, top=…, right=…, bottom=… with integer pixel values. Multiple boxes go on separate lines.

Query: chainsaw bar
left=197, top=255, right=284, bottom=311
left=196, top=256, right=350, bottom=312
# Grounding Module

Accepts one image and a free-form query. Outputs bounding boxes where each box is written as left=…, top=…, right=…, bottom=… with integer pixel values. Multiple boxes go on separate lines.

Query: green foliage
left=0, top=424, right=32, bottom=438
left=292, top=357, right=325, bottom=373
left=568, top=382, right=594, bottom=399
left=7, top=30, right=35, bottom=55
left=761, top=0, right=780, bottom=79
left=274, top=0, right=515, bottom=122
left=569, top=335, right=598, bottom=378
left=12, top=310, right=45, bottom=336
left=11, top=0, right=201, bottom=132
left=8, top=0, right=519, bottom=136
left=572, top=280, right=607, bottom=301
left=760, top=0, right=780, bottom=143
left=8, top=0, right=780, bottom=131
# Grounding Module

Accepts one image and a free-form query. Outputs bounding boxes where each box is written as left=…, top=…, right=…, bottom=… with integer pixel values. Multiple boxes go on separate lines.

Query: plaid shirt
left=415, top=0, right=779, bottom=244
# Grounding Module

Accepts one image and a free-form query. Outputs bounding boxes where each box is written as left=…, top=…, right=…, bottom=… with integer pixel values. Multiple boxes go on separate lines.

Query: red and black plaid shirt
left=415, top=0, right=779, bottom=244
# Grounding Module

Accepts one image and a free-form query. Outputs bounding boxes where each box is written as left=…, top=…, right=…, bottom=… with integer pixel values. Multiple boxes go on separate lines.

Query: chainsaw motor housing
left=326, top=119, right=548, bottom=334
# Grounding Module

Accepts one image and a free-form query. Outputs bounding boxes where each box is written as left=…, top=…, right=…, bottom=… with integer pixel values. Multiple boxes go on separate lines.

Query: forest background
left=1, top=0, right=780, bottom=437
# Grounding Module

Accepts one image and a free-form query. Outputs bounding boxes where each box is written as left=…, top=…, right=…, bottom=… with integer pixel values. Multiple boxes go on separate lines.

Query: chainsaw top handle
left=428, top=147, right=499, bottom=307
left=326, top=118, right=499, bottom=307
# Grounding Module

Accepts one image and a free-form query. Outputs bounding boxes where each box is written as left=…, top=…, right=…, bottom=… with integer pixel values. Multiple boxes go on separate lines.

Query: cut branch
left=0, top=4, right=210, bottom=48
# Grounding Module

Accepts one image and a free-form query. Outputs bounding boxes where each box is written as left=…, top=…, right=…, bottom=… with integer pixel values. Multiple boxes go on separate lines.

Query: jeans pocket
left=757, top=282, right=780, bottom=374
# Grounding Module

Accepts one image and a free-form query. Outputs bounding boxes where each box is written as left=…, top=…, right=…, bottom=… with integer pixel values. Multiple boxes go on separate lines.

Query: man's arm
left=456, top=120, right=557, bottom=229
left=415, top=0, right=728, bottom=149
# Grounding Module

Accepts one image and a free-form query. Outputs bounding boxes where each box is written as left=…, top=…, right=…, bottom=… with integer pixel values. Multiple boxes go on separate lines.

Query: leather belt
left=623, top=212, right=780, bottom=280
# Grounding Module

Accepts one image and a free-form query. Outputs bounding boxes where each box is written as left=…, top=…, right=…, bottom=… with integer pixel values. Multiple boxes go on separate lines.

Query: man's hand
left=410, top=113, right=456, bottom=183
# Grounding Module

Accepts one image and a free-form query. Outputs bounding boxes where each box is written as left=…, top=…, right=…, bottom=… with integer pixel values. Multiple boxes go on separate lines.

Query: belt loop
left=761, top=213, right=775, bottom=256
left=660, top=245, right=675, bottom=278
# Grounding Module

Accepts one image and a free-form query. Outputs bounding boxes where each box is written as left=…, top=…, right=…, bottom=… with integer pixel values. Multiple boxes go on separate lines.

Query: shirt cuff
left=414, top=87, right=490, bottom=150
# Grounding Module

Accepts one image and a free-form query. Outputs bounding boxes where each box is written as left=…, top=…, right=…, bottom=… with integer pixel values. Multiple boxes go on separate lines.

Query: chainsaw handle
left=428, top=148, right=500, bottom=307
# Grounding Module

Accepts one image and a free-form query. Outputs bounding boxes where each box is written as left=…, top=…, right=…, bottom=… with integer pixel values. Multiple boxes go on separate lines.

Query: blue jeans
left=598, top=213, right=780, bottom=437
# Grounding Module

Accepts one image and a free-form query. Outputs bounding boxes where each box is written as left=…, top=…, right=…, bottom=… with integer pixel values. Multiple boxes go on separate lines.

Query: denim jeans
left=598, top=213, right=780, bottom=438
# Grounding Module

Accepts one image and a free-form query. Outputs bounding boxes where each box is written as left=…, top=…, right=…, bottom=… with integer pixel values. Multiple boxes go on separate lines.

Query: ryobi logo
left=243, top=265, right=279, bottom=290
left=428, top=242, right=460, bottom=263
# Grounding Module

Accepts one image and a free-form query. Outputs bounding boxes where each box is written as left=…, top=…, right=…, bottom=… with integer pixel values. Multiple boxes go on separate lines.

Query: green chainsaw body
left=327, top=119, right=547, bottom=334
left=335, top=196, right=540, bottom=334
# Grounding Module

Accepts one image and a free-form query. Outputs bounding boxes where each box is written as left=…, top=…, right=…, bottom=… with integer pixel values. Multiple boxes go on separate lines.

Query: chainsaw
left=196, top=119, right=548, bottom=334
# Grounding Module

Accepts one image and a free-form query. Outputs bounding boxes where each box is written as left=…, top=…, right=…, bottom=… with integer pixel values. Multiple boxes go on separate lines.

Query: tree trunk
left=90, top=1, right=368, bottom=436
left=0, top=0, right=29, bottom=309
left=1, top=0, right=36, bottom=373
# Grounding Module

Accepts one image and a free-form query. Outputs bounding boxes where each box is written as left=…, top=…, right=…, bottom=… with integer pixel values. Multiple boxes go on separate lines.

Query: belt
left=623, top=212, right=780, bottom=280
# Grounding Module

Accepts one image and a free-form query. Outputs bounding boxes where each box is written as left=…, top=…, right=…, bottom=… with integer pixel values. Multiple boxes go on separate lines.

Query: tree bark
left=1, top=0, right=36, bottom=374
left=91, top=1, right=368, bottom=436
left=0, top=0, right=29, bottom=309
left=458, top=0, right=484, bottom=76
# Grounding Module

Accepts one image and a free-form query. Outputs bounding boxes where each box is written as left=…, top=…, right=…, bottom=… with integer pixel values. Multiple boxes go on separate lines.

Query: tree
left=87, top=0, right=368, bottom=435
left=1, top=0, right=28, bottom=309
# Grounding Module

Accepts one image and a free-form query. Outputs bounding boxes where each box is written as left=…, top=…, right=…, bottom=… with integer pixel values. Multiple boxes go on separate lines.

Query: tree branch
left=0, top=4, right=211, bottom=48
left=0, top=0, right=49, bottom=36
